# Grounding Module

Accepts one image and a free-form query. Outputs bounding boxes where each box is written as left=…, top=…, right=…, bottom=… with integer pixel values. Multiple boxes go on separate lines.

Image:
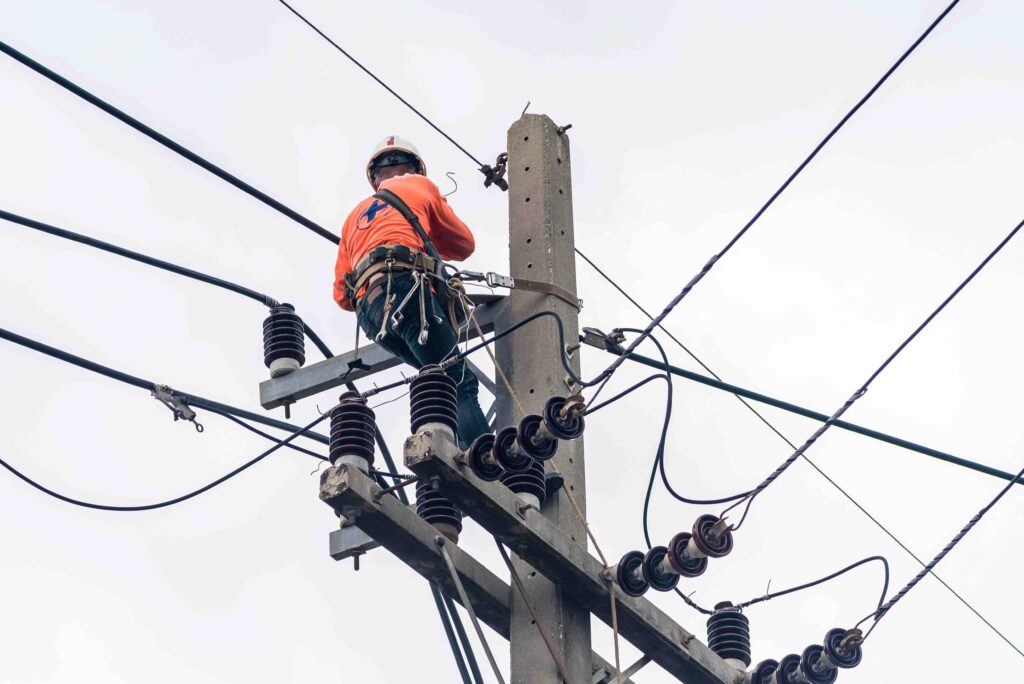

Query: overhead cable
left=586, top=0, right=961, bottom=392
left=736, top=556, right=890, bottom=612
left=860, top=457, right=1024, bottom=644
left=588, top=340, right=1024, bottom=487
left=0, top=326, right=329, bottom=445
left=277, top=0, right=486, bottom=169
left=0, top=39, right=339, bottom=245
left=576, top=259, right=1023, bottom=654
left=0, top=413, right=327, bottom=512
left=724, top=214, right=1024, bottom=526
left=0, top=209, right=334, bottom=359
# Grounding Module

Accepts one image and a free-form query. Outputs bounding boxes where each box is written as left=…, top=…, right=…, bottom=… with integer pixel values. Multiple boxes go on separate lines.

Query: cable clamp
left=580, top=327, right=626, bottom=355
left=485, top=272, right=515, bottom=289
left=151, top=385, right=204, bottom=432
left=480, top=152, right=509, bottom=191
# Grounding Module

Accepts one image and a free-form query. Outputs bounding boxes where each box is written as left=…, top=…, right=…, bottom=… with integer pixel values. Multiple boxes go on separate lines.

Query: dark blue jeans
left=357, top=273, right=490, bottom=449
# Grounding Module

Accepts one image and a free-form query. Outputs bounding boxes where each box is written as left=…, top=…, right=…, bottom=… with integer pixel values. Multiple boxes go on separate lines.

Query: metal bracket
left=580, top=327, right=626, bottom=355
left=485, top=272, right=515, bottom=289
left=151, top=384, right=203, bottom=432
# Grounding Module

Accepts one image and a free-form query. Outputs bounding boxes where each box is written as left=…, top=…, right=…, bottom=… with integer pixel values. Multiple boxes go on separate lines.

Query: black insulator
left=706, top=602, right=751, bottom=667
left=691, top=514, right=734, bottom=558
left=409, top=365, right=458, bottom=434
left=667, top=531, right=708, bottom=578
left=822, top=628, right=863, bottom=670
left=799, top=645, right=838, bottom=684
left=262, top=303, right=305, bottom=375
left=542, top=395, right=585, bottom=440
left=614, top=550, right=649, bottom=598
left=775, top=654, right=804, bottom=684
left=415, top=479, right=463, bottom=540
left=493, top=426, right=534, bottom=474
left=517, top=414, right=558, bottom=461
left=749, top=659, right=779, bottom=684
left=642, top=545, right=680, bottom=592
left=466, top=433, right=502, bottom=481
left=501, top=458, right=546, bottom=505
left=328, top=392, right=376, bottom=468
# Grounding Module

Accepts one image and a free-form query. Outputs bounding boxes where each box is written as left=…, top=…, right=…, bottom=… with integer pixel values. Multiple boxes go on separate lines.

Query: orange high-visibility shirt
left=333, top=173, right=476, bottom=311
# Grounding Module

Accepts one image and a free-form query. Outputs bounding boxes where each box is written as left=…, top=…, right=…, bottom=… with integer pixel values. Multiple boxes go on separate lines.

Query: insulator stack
left=409, top=365, right=458, bottom=435
left=501, top=457, right=546, bottom=510
left=641, top=545, right=680, bottom=592
left=493, top=426, right=537, bottom=474
left=745, top=628, right=862, bottom=684
left=691, top=514, right=734, bottom=558
left=516, top=414, right=559, bottom=461
left=415, top=479, right=463, bottom=543
left=610, top=550, right=649, bottom=597
left=542, top=395, right=585, bottom=440
left=464, top=433, right=502, bottom=481
left=798, top=645, right=838, bottom=684
left=263, top=303, right=306, bottom=377
left=706, top=602, right=751, bottom=669
left=328, top=392, right=375, bottom=472
left=748, top=659, right=780, bottom=684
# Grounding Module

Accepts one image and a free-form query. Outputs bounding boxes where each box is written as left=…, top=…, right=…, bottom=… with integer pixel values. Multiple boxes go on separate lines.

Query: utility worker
left=334, top=136, right=491, bottom=448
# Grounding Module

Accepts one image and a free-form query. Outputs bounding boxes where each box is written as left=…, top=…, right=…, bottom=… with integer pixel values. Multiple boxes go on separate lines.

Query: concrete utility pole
left=264, top=112, right=736, bottom=684
left=498, top=114, right=590, bottom=683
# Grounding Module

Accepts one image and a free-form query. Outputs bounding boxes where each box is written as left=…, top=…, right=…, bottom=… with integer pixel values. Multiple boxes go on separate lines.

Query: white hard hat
left=366, top=135, right=427, bottom=188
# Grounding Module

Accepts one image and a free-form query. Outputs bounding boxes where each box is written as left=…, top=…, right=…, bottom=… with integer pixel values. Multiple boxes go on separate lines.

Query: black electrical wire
left=586, top=0, right=961, bottom=393
left=0, top=413, right=327, bottom=512
left=204, top=406, right=328, bottom=461
left=860, top=457, right=1024, bottom=646
left=0, top=209, right=334, bottom=360
left=584, top=373, right=666, bottom=416
left=0, top=326, right=330, bottom=446
left=724, top=214, right=1024, bottom=529
left=277, top=0, right=486, bottom=170
left=610, top=347, right=1024, bottom=487
left=365, top=309, right=583, bottom=399
left=736, top=555, right=890, bottom=612
left=577, top=259, right=1024, bottom=654
left=0, top=40, right=339, bottom=245
left=615, top=327, right=750, bottom=507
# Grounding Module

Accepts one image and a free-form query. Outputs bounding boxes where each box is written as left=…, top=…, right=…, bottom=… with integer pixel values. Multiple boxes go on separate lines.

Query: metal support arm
left=404, top=434, right=739, bottom=684
left=317, top=463, right=633, bottom=683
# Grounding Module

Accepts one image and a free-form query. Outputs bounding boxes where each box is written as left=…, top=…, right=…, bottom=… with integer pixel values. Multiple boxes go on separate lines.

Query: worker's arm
left=423, top=179, right=475, bottom=261
left=375, top=174, right=474, bottom=260
left=333, top=224, right=355, bottom=312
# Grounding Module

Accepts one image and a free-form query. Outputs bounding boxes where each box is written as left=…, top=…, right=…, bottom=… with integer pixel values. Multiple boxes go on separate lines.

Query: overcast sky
left=1, top=1, right=1022, bottom=682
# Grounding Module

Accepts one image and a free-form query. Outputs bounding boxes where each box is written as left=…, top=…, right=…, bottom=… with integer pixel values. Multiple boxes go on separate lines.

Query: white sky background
left=1, top=0, right=1022, bottom=681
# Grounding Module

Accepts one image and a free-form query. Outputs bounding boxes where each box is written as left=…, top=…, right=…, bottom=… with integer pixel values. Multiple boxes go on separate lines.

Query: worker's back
left=334, top=173, right=474, bottom=311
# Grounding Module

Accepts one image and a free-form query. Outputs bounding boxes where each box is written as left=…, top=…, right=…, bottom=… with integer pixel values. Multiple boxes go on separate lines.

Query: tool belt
left=344, top=243, right=439, bottom=306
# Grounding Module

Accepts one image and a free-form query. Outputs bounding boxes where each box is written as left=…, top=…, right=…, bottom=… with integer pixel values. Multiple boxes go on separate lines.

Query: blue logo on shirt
left=357, top=199, right=390, bottom=229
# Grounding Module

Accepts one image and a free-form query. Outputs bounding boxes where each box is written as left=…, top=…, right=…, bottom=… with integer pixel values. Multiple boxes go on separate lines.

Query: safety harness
left=344, top=189, right=457, bottom=345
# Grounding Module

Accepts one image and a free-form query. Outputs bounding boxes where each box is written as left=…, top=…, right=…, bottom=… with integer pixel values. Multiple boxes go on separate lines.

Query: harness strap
left=373, top=188, right=445, bottom=267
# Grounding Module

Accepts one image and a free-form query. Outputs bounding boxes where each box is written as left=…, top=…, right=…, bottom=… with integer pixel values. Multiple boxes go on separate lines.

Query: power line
left=0, top=39, right=339, bottom=245
left=277, top=0, right=486, bottom=170
left=0, top=412, right=327, bottom=512
left=576, top=259, right=1023, bottom=653
left=587, top=0, right=961, bottom=392
left=724, top=213, right=1024, bottom=526
left=0, top=209, right=335, bottom=359
left=593, top=342, right=1024, bottom=487
left=861, top=457, right=1024, bottom=650
left=0, top=325, right=329, bottom=445
left=735, top=555, right=890, bottom=612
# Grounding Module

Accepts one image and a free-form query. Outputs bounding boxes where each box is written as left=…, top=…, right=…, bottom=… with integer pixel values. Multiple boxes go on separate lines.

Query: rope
left=495, top=540, right=571, bottom=682
left=453, top=283, right=623, bottom=683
